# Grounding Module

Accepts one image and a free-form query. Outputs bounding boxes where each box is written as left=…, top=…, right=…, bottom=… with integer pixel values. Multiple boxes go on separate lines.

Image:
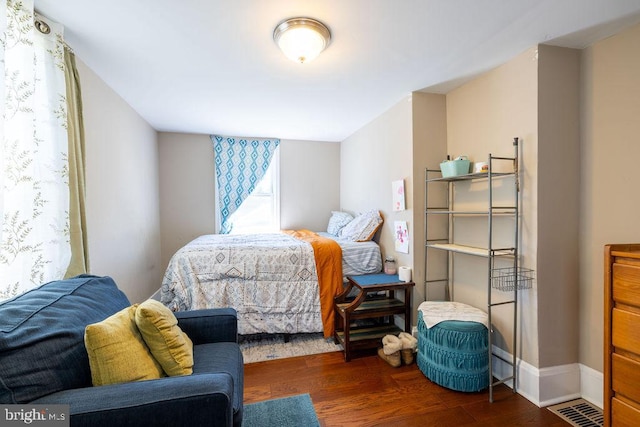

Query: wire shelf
left=491, top=267, right=534, bottom=292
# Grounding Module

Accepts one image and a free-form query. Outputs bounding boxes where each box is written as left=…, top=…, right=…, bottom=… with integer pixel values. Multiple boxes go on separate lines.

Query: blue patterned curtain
left=211, top=135, right=280, bottom=234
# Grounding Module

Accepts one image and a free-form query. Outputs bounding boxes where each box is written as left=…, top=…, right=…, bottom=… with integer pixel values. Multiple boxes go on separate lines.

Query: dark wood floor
left=244, top=350, right=572, bottom=426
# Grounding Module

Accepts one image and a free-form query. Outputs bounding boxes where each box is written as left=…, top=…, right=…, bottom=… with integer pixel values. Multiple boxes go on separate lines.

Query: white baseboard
left=579, top=364, right=603, bottom=409
left=491, top=345, right=602, bottom=408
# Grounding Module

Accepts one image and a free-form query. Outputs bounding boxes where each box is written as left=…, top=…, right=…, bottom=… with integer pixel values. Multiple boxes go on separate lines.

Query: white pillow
left=339, top=210, right=383, bottom=242
left=327, top=211, right=354, bottom=236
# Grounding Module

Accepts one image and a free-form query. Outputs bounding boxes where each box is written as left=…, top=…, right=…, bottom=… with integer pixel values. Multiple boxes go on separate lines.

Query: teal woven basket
left=439, top=159, right=471, bottom=177
left=417, top=311, right=489, bottom=392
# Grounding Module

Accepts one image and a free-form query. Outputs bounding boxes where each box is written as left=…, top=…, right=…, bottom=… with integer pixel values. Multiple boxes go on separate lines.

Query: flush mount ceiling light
left=273, top=17, right=331, bottom=64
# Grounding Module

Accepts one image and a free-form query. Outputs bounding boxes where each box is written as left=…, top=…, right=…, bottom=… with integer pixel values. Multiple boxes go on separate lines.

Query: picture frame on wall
left=392, top=179, right=405, bottom=211
left=394, top=220, right=409, bottom=253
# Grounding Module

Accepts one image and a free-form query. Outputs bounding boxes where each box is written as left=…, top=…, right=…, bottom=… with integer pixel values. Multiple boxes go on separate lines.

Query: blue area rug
left=243, top=393, right=320, bottom=427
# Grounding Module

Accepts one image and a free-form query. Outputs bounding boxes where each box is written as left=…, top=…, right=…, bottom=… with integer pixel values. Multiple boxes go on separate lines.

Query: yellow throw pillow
left=135, top=299, right=194, bottom=376
left=84, top=305, right=165, bottom=386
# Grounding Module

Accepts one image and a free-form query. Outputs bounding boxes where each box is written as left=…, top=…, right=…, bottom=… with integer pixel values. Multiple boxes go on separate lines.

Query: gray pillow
left=326, top=211, right=353, bottom=235
left=339, top=210, right=383, bottom=241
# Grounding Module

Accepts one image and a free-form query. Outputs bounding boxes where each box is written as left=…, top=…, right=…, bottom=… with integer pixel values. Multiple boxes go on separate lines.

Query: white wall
left=77, top=59, right=162, bottom=303
left=157, top=133, right=340, bottom=270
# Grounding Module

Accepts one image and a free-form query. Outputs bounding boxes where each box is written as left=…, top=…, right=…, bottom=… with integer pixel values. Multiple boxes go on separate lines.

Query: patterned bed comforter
left=160, top=232, right=334, bottom=336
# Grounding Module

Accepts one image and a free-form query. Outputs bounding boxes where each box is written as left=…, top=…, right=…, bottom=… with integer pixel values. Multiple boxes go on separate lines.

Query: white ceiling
left=33, top=0, right=640, bottom=142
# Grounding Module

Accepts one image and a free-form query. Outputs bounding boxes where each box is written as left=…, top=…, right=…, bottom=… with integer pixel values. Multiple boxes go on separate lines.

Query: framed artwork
left=392, top=179, right=405, bottom=211
left=394, top=220, right=409, bottom=253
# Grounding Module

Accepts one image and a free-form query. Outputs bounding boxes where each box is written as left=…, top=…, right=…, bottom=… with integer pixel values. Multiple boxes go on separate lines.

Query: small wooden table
left=333, top=274, right=414, bottom=361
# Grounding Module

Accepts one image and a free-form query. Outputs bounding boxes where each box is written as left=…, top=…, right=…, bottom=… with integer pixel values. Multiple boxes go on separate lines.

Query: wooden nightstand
left=333, top=273, right=414, bottom=361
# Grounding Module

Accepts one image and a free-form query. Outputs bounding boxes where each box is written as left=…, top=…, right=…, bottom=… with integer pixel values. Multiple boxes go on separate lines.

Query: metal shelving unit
left=423, top=137, right=532, bottom=402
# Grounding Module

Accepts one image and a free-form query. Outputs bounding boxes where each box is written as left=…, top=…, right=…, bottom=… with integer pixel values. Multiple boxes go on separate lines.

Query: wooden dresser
left=604, top=244, right=640, bottom=426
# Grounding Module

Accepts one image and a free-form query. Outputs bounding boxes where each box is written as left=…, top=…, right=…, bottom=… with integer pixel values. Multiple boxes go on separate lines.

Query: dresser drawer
left=612, top=353, right=640, bottom=403
left=612, top=308, right=640, bottom=355
left=613, top=263, right=640, bottom=308
left=612, top=397, right=640, bottom=426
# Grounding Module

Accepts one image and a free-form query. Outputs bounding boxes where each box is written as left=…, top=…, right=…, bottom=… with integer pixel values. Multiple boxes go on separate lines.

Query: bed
left=160, top=210, right=383, bottom=338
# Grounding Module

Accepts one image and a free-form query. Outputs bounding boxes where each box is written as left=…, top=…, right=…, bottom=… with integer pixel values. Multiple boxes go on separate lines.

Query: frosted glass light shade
left=273, top=18, right=331, bottom=64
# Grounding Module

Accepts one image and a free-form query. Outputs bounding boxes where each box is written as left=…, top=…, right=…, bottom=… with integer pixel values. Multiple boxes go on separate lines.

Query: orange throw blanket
left=283, top=229, right=342, bottom=338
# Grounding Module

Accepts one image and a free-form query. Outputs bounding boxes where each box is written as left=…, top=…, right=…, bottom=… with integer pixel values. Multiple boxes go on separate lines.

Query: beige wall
left=157, top=133, right=340, bottom=270
left=411, top=92, right=448, bottom=304
left=372, top=24, right=640, bottom=380
left=580, top=23, right=640, bottom=371
left=339, top=92, right=448, bottom=317
left=157, top=132, right=216, bottom=271
left=340, top=96, right=414, bottom=282
left=280, top=139, right=341, bottom=231
left=446, top=46, right=541, bottom=365
left=537, top=45, right=581, bottom=368
left=443, top=45, right=581, bottom=369
left=77, top=59, right=162, bottom=303
left=74, top=19, right=640, bottom=382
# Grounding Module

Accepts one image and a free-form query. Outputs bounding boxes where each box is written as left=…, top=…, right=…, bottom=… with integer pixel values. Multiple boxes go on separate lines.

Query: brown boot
left=377, top=335, right=402, bottom=367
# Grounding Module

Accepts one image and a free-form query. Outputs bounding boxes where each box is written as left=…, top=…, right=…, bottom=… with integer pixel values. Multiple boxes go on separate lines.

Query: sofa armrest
left=175, top=308, right=238, bottom=344
left=33, top=373, right=237, bottom=427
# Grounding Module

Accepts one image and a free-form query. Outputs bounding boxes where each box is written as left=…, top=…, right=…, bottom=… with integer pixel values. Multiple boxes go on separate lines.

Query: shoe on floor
left=378, top=334, right=402, bottom=367
left=398, top=332, right=417, bottom=365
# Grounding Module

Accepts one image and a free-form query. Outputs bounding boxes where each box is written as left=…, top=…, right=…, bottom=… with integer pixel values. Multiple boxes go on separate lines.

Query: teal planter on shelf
left=440, top=158, right=470, bottom=177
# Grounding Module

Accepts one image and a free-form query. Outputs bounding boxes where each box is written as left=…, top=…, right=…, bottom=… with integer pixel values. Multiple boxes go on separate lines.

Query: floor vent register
left=547, top=399, right=603, bottom=427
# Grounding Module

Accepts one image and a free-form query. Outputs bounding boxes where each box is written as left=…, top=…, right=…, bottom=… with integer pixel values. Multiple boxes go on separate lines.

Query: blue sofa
left=0, top=275, right=244, bottom=426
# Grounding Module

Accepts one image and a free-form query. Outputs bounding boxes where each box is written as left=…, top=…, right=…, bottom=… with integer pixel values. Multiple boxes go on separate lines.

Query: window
left=228, top=148, right=280, bottom=234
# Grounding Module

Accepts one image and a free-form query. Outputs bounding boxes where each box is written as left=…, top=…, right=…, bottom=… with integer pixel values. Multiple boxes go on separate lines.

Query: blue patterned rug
left=243, top=393, right=320, bottom=427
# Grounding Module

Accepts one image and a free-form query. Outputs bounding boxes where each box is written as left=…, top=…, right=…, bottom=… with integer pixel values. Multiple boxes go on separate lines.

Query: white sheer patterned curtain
left=211, top=135, right=280, bottom=234
left=0, top=0, right=71, bottom=300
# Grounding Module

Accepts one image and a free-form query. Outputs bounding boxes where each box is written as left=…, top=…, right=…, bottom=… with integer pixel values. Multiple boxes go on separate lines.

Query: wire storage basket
left=491, top=267, right=535, bottom=291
